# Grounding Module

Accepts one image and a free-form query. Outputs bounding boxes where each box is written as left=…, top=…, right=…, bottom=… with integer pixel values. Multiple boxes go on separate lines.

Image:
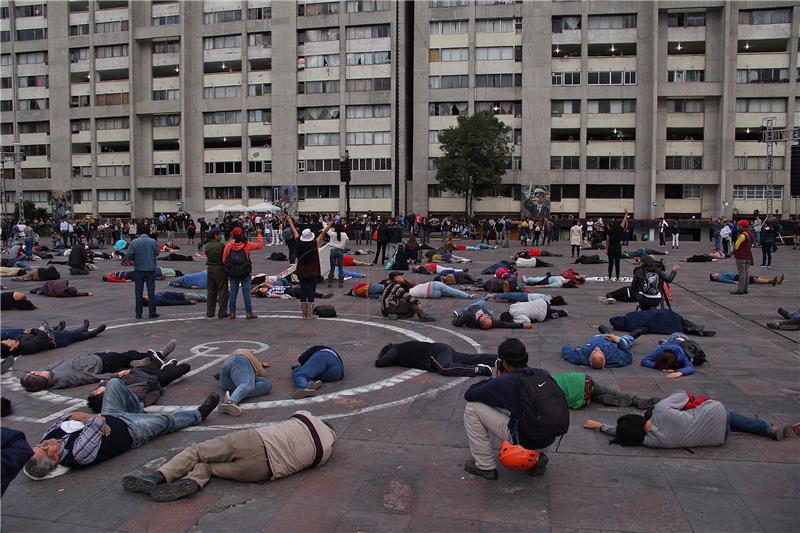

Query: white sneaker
left=217, top=400, right=242, bottom=417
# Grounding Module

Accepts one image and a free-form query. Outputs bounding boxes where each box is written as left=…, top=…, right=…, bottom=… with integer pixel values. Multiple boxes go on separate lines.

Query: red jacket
left=222, top=234, right=264, bottom=264
left=732, top=230, right=753, bottom=262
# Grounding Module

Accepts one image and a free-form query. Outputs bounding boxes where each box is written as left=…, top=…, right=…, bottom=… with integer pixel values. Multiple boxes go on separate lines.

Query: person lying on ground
left=19, top=340, right=177, bottom=391
left=0, top=266, right=27, bottom=277
left=251, top=282, right=332, bottom=300
left=87, top=358, right=191, bottom=412
left=608, top=309, right=716, bottom=337
left=141, top=291, right=207, bottom=306
left=621, top=247, right=668, bottom=259
left=561, top=327, right=642, bottom=369
left=466, top=277, right=517, bottom=293
left=709, top=272, right=783, bottom=286
left=434, top=271, right=479, bottom=284
left=767, top=307, right=800, bottom=330
left=1, top=427, right=33, bottom=496
left=583, top=389, right=799, bottom=448
left=29, top=279, right=92, bottom=297
left=376, top=341, right=496, bottom=377
left=343, top=255, right=372, bottom=267
left=482, top=260, right=515, bottom=275
left=380, top=271, right=436, bottom=322
left=684, top=253, right=717, bottom=262
left=1, top=321, right=106, bottom=357
left=347, top=282, right=385, bottom=299
left=520, top=247, right=562, bottom=257
left=554, top=372, right=659, bottom=410
left=484, top=292, right=566, bottom=305
left=11, top=266, right=60, bottom=282
left=168, top=271, right=208, bottom=289
left=409, top=280, right=476, bottom=299
left=121, top=410, right=335, bottom=502
left=23, top=379, right=219, bottom=479
left=515, top=256, right=553, bottom=268
left=521, top=274, right=582, bottom=288
left=600, top=286, right=637, bottom=304
left=413, top=263, right=467, bottom=275
left=641, top=333, right=706, bottom=379
left=0, top=291, right=36, bottom=310
left=573, top=254, right=606, bottom=265
left=102, top=268, right=182, bottom=283
left=158, top=252, right=194, bottom=262
left=216, top=349, right=272, bottom=417
left=499, top=298, right=568, bottom=325
left=290, top=345, right=344, bottom=399
left=452, top=300, right=533, bottom=330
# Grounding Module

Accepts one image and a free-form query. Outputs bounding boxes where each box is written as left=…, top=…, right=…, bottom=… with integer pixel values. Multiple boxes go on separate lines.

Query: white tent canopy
left=205, top=203, right=229, bottom=212
left=221, top=204, right=249, bottom=212
left=249, top=202, right=281, bottom=212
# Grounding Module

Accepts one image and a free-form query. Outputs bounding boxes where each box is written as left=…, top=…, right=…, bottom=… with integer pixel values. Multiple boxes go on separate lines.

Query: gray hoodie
left=45, top=354, right=119, bottom=389
left=644, top=390, right=727, bottom=449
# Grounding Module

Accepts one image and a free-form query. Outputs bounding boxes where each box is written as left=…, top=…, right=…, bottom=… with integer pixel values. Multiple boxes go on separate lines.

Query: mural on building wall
left=274, top=185, right=299, bottom=216
left=522, top=184, right=551, bottom=219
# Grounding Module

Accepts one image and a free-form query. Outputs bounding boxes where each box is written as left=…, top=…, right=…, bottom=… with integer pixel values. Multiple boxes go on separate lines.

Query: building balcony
left=658, top=82, right=721, bottom=97
left=153, top=150, right=180, bottom=164
left=17, top=87, right=49, bottom=100
left=153, top=52, right=179, bottom=67
left=95, top=7, right=129, bottom=23
left=346, top=37, right=391, bottom=54
left=298, top=40, right=341, bottom=57
left=550, top=114, right=580, bottom=129
left=735, top=113, right=786, bottom=129
left=299, top=67, right=339, bottom=82
left=550, top=141, right=581, bottom=157
left=153, top=126, right=180, bottom=140
left=16, top=63, right=48, bottom=77
left=97, top=152, right=130, bottom=166
left=70, top=60, right=90, bottom=73
left=666, top=113, right=704, bottom=128
left=665, top=140, right=703, bottom=156
left=474, top=60, right=521, bottom=75
left=552, top=29, right=581, bottom=45
left=153, top=76, right=180, bottom=90
left=297, top=119, right=339, bottom=134
left=20, top=155, right=49, bottom=167
left=666, top=55, right=705, bottom=72
left=14, top=17, right=47, bottom=31
left=19, top=132, right=49, bottom=145
left=298, top=146, right=340, bottom=159
left=736, top=52, right=791, bottom=70
left=203, top=72, right=242, bottom=87
left=203, top=48, right=242, bottom=64
left=586, top=140, right=635, bottom=156
left=95, top=56, right=129, bottom=71
left=737, top=23, right=791, bottom=41
left=734, top=141, right=784, bottom=157
left=474, top=33, right=520, bottom=47
left=587, top=57, right=637, bottom=72
left=248, top=122, right=272, bottom=135
left=428, top=116, right=460, bottom=130
left=71, top=83, right=91, bottom=96
left=247, top=147, right=271, bottom=160
left=98, top=129, right=130, bottom=142
left=72, top=130, right=91, bottom=143
left=203, top=148, right=242, bottom=162
left=587, top=28, right=637, bottom=44
left=152, top=2, right=180, bottom=17
left=346, top=64, right=391, bottom=78
left=96, top=80, right=130, bottom=94
left=203, top=124, right=242, bottom=138
left=587, top=113, right=635, bottom=129
left=345, top=145, right=390, bottom=159
left=69, top=12, right=90, bottom=25
left=72, top=154, right=92, bottom=166
left=428, top=34, right=469, bottom=50
left=551, top=57, right=581, bottom=72
left=666, top=26, right=705, bottom=43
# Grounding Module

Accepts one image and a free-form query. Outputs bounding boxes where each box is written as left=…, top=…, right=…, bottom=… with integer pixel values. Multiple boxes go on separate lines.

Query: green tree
left=13, top=200, right=36, bottom=222
left=434, top=111, right=513, bottom=217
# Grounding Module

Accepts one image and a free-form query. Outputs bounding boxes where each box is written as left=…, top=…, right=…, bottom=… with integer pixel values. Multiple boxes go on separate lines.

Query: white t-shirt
left=327, top=229, right=349, bottom=249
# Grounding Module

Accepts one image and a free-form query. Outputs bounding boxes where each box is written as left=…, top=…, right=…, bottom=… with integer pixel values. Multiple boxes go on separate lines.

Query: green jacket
left=552, top=372, right=586, bottom=410
left=205, top=241, right=225, bottom=266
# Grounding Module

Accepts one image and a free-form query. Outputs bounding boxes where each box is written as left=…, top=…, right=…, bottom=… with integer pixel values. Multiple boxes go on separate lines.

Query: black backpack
left=682, top=339, right=708, bottom=366
left=514, top=369, right=569, bottom=448
left=225, top=247, right=252, bottom=278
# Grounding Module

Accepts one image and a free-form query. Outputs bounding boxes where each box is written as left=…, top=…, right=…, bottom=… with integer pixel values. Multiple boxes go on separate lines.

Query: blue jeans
left=787, top=310, right=800, bottom=320
left=714, top=234, right=721, bottom=251
left=329, top=248, right=344, bottom=281
left=133, top=270, right=157, bottom=317
left=490, top=292, right=528, bottom=303
left=221, top=355, right=272, bottom=404
left=228, top=277, right=253, bottom=315
left=100, top=378, right=200, bottom=449
left=726, top=409, right=771, bottom=441
left=428, top=281, right=469, bottom=299
left=292, top=349, right=344, bottom=390
left=616, top=335, right=636, bottom=351
left=23, top=238, right=34, bottom=259
left=523, top=275, right=563, bottom=288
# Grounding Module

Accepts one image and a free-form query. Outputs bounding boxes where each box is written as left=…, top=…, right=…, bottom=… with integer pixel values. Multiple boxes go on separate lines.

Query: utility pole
left=340, top=150, right=351, bottom=219
left=760, top=121, right=799, bottom=216
left=13, top=143, right=24, bottom=220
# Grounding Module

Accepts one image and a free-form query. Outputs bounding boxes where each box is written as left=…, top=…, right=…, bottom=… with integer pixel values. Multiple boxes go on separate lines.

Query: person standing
left=569, top=219, right=583, bottom=258
left=373, top=218, right=389, bottom=265
left=670, top=219, right=680, bottom=250
left=204, top=229, right=229, bottom=319
left=327, top=221, right=349, bottom=288
left=658, top=217, right=668, bottom=247
left=731, top=219, right=754, bottom=295
left=606, top=211, right=628, bottom=281
left=222, top=226, right=263, bottom=319
left=759, top=218, right=777, bottom=268
left=125, top=233, right=160, bottom=319
left=285, top=214, right=333, bottom=319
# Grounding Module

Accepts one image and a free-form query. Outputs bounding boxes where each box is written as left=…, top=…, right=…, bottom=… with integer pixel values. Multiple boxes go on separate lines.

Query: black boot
left=122, top=471, right=166, bottom=494
left=56, top=320, right=66, bottom=331
left=197, top=393, right=220, bottom=419
left=78, top=319, right=90, bottom=333
left=87, top=325, right=107, bottom=338
left=629, top=328, right=645, bottom=339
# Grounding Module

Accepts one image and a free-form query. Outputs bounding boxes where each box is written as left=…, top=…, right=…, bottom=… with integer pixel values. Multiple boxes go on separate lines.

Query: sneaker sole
left=217, top=404, right=242, bottom=417
left=292, top=389, right=316, bottom=399
left=150, top=483, right=199, bottom=502
left=122, top=475, right=157, bottom=494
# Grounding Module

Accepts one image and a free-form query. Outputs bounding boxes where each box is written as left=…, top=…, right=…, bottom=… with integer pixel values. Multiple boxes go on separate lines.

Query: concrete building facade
left=1, top=0, right=798, bottom=220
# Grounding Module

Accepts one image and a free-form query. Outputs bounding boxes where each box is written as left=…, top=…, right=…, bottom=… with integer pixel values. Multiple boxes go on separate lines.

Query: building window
left=70, top=24, right=89, bottom=36
left=204, top=162, right=243, bottom=174
left=204, top=9, right=241, bottom=23
left=735, top=98, right=786, bottom=113
left=476, top=18, right=515, bottom=33
left=152, top=15, right=180, bottom=26
left=551, top=100, right=582, bottom=115
left=430, top=0, right=469, bottom=6
left=248, top=32, right=271, bottom=48
left=299, top=80, right=340, bottom=94
left=429, top=75, right=469, bottom=89
left=429, top=20, right=468, bottom=35
left=550, top=156, right=580, bottom=170
left=22, top=190, right=51, bottom=202
left=586, top=156, right=635, bottom=170
left=72, top=166, right=92, bottom=178
left=346, top=104, right=390, bottom=119
left=346, top=24, right=390, bottom=40
left=97, top=165, right=130, bottom=178
left=248, top=186, right=273, bottom=199
left=303, top=159, right=341, bottom=172
left=588, top=71, right=636, bottom=85
left=153, top=40, right=180, bottom=54
left=733, top=185, right=783, bottom=200
left=298, top=27, right=339, bottom=43
left=586, top=184, right=635, bottom=198
left=97, top=189, right=131, bottom=201
left=95, top=21, right=128, bottom=34
left=346, top=131, right=390, bottom=145
left=19, top=98, right=49, bottom=110
left=475, top=73, right=518, bottom=88
left=552, top=15, right=581, bottom=33
left=736, top=68, right=789, bottom=84
left=665, top=156, right=703, bottom=170
left=668, top=70, right=705, bottom=83
left=305, top=133, right=341, bottom=146
left=16, top=28, right=48, bottom=41
left=587, top=99, right=636, bottom=113
left=154, top=188, right=181, bottom=201
left=17, top=75, right=48, bottom=88
left=474, top=47, right=513, bottom=61
left=475, top=101, right=522, bottom=116
left=72, top=190, right=92, bottom=203
left=70, top=48, right=89, bottom=63
left=248, top=109, right=272, bottom=123
left=153, top=114, right=180, bottom=127
left=429, top=102, right=468, bottom=116
left=345, top=78, right=389, bottom=92
left=95, top=45, right=128, bottom=59
left=248, top=161, right=272, bottom=173
left=667, top=99, right=704, bottom=113
left=303, top=54, right=339, bottom=68
left=203, top=35, right=241, bottom=50
left=16, top=51, right=47, bottom=64
left=96, top=93, right=130, bottom=106
left=204, top=186, right=242, bottom=199
left=20, top=168, right=50, bottom=179
left=18, top=121, right=49, bottom=134
left=429, top=47, right=469, bottom=62
left=350, top=185, right=392, bottom=198
left=347, top=51, right=391, bottom=66
left=96, top=117, right=129, bottom=130
left=347, top=1, right=389, bottom=13
left=248, top=83, right=272, bottom=96
left=298, top=106, right=340, bottom=121
left=587, top=14, right=637, bottom=29
left=203, top=86, right=241, bottom=99
left=668, top=13, right=706, bottom=27
left=0, top=100, right=12, bottom=111
left=70, top=96, right=90, bottom=108
left=298, top=185, right=340, bottom=199
left=298, top=1, right=339, bottom=16
left=203, top=111, right=241, bottom=125
left=248, top=6, right=271, bottom=20
left=734, top=156, right=785, bottom=171
left=153, top=164, right=180, bottom=175
left=738, top=9, right=791, bottom=25
left=552, top=72, right=580, bottom=86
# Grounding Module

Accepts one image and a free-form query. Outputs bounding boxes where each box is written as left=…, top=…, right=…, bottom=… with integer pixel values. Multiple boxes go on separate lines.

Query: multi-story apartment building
left=1, top=0, right=798, bottom=221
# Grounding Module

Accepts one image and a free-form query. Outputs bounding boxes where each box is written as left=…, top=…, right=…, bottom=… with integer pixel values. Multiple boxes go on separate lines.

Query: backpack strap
left=291, top=413, right=324, bottom=467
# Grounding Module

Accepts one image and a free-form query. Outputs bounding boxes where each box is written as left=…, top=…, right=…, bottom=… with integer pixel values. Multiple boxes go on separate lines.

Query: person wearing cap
left=561, top=329, right=639, bottom=369
left=121, top=411, right=336, bottom=502
left=462, top=338, right=553, bottom=480
left=731, top=219, right=754, bottom=295
left=124, top=233, right=160, bottom=319
left=222, top=225, right=263, bottom=319
left=380, top=271, right=436, bottom=322
left=284, top=214, right=333, bottom=319
left=217, top=349, right=272, bottom=416
left=583, top=389, right=799, bottom=448
left=204, top=228, right=229, bottom=318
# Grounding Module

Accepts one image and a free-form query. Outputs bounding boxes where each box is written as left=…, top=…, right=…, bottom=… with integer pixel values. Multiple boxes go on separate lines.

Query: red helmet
left=499, top=441, right=541, bottom=471
left=738, top=219, right=750, bottom=228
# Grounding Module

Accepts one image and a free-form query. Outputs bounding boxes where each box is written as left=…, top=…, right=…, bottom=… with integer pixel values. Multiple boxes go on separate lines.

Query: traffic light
left=340, top=155, right=351, bottom=183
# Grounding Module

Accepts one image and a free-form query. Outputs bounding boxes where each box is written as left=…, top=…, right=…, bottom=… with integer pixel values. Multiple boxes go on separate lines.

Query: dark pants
left=429, top=344, right=496, bottom=377
left=589, top=380, right=659, bottom=409
left=659, top=231, right=666, bottom=246
left=287, top=241, right=298, bottom=264
left=571, top=245, right=580, bottom=257
left=97, top=350, right=150, bottom=373
left=374, top=241, right=388, bottom=263
left=606, top=286, right=636, bottom=302
left=761, top=244, right=772, bottom=266
left=607, top=247, right=622, bottom=279
left=133, top=270, right=157, bottom=318
left=52, top=330, right=94, bottom=347
left=206, top=265, right=229, bottom=318
left=329, top=248, right=344, bottom=282
left=298, top=275, right=318, bottom=303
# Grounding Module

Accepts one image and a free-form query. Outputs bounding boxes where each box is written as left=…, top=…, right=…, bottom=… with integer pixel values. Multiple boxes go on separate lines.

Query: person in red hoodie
left=222, top=226, right=263, bottom=319
left=731, top=219, right=754, bottom=295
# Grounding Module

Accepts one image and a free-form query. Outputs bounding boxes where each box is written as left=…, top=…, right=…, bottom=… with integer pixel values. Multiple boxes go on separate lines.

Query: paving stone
left=674, top=491, right=763, bottom=532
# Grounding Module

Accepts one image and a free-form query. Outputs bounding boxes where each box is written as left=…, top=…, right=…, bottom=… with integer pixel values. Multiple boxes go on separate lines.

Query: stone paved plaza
left=1, top=237, right=798, bottom=533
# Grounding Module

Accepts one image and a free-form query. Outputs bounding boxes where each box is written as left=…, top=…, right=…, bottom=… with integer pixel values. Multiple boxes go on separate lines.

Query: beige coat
left=255, top=410, right=336, bottom=480
left=570, top=225, right=583, bottom=246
